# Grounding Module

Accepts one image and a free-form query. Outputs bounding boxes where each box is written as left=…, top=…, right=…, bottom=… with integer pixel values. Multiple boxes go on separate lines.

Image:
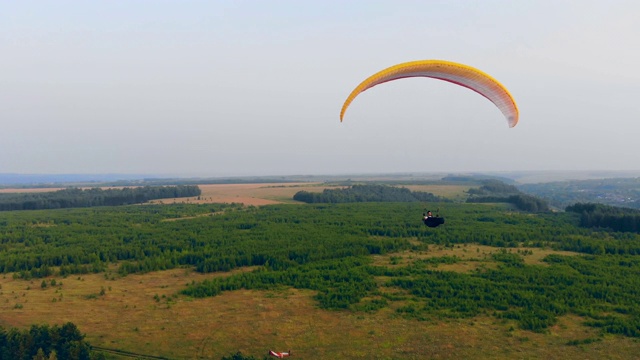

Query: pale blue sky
left=1, top=1, right=639, bottom=176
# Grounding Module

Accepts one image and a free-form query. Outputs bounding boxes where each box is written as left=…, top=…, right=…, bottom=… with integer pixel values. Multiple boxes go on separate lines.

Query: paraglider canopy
left=340, top=59, right=519, bottom=127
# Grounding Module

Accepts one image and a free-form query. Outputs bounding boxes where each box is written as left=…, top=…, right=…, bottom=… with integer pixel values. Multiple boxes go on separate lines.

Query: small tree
left=33, top=348, right=47, bottom=360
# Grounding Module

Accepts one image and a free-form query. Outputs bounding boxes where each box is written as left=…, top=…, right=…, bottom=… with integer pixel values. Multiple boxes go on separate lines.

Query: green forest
left=1, top=196, right=640, bottom=343
left=567, top=203, right=640, bottom=233
left=292, top=181, right=549, bottom=212
left=0, top=322, right=101, bottom=360
left=293, top=184, right=446, bottom=203
left=466, top=180, right=550, bottom=212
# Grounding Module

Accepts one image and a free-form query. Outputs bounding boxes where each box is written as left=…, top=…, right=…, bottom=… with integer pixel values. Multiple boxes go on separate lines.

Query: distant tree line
left=0, top=186, right=200, bottom=211
left=293, top=184, right=447, bottom=203
left=0, top=322, right=102, bottom=360
left=468, top=194, right=549, bottom=212
left=466, top=180, right=549, bottom=212
left=566, top=203, right=640, bottom=233
left=441, top=175, right=516, bottom=184
left=467, top=180, right=520, bottom=195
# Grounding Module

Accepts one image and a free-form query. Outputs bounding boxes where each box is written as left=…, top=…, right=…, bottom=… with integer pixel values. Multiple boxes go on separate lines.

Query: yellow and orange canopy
left=340, top=60, right=519, bottom=127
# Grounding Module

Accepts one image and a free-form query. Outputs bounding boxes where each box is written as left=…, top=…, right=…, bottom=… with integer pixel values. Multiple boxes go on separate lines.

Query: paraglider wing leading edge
left=340, top=60, right=519, bottom=127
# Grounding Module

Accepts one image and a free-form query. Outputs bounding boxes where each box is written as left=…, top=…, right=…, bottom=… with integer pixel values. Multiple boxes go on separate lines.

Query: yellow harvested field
left=150, top=183, right=342, bottom=206
left=0, top=188, right=67, bottom=193
left=0, top=186, right=134, bottom=194
left=0, top=183, right=341, bottom=207
left=0, top=182, right=468, bottom=207
left=156, top=183, right=472, bottom=206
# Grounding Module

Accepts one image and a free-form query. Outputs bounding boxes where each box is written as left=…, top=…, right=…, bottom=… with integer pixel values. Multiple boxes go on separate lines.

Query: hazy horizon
left=3, top=169, right=640, bottom=187
left=3, top=1, right=639, bottom=176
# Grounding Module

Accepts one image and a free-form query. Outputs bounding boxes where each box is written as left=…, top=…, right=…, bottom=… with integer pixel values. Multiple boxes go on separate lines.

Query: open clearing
left=0, top=182, right=470, bottom=207
left=1, top=265, right=639, bottom=360
left=150, top=183, right=338, bottom=206
left=371, top=244, right=582, bottom=272
left=1, top=244, right=638, bottom=359
left=0, top=187, right=68, bottom=193
left=150, top=183, right=470, bottom=206
left=402, top=184, right=472, bottom=201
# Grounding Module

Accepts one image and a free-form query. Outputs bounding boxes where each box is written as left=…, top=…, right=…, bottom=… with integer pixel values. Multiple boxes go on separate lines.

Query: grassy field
left=1, top=247, right=639, bottom=359
left=151, top=183, right=340, bottom=206
left=371, top=243, right=582, bottom=272
left=402, top=184, right=472, bottom=201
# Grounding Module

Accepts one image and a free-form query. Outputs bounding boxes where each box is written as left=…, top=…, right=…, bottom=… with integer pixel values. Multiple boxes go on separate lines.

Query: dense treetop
left=567, top=203, right=640, bottom=233
left=0, top=322, right=101, bottom=360
left=293, top=184, right=447, bottom=203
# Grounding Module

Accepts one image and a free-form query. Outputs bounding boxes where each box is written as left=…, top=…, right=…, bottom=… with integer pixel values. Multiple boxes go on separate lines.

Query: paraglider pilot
left=423, top=210, right=445, bottom=228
